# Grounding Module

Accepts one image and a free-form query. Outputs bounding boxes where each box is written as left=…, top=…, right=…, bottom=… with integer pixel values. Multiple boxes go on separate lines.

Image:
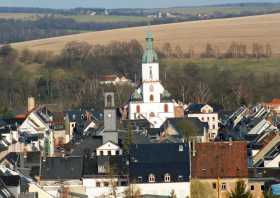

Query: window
left=136, top=105, right=140, bottom=113
left=212, top=182, right=217, bottom=189
left=150, top=94, right=154, bottom=102
left=164, top=173, right=171, bottom=182
left=137, top=176, right=143, bottom=183
left=121, top=181, right=127, bottom=186
left=107, top=95, right=112, bottom=107
left=251, top=185, right=254, bottom=191
left=150, top=112, right=155, bottom=117
left=96, top=182, right=101, bottom=187
left=164, top=104, right=169, bottom=113
left=104, top=182, right=109, bottom=187
left=207, top=117, right=210, bottom=121
left=108, top=151, right=111, bottom=156
left=116, top=150, right=119, bottom=155
left=202, top=117, right=204, bottom=121
left=178, top=175, right=184, bottom=182
left=261, top=185, right=264, bottom=191
left=148, top=174, right=155, bottom=183
left=212, top=124, right=215, bottom=129
left=221, top=183, right=227, bottom=191
left=100, top=151, right=103, bottom=156
left=212, top=117, right=215, bottom=121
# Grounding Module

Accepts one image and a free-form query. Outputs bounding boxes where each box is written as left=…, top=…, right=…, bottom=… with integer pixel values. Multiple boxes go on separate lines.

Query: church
left=128, top=32, right=183, bottom=128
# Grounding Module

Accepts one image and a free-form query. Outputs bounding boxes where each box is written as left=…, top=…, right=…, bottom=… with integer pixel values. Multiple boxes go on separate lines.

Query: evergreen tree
left=228, top=180, right=252, bottom=198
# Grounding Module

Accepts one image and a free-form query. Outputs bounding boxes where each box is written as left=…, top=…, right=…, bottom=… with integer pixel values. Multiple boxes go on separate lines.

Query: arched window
left=148, top=174, right=155, bottom=183
left=136, top=105, right=140, bottom=113
left=164, top=104, right=169, bottom=112
left=164, top=173, right=171, bottom=182
left=150, top=94, right=154, bottom=102
left=107, top=95, right=112, bottom=107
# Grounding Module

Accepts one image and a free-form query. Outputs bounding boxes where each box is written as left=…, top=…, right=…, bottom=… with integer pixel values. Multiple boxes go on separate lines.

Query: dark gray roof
left=0, top=178, right=15, bottom=198
left=70, top=136, right=102, bottom=156
left=0, top=175, right=20, bottom=186
left=129, top=143, right=190, bottom=183
left=41, top=156, right=83, bottom=180
left=187, top=104, right=205, bottom=113
left=118, top=131, right=151, bottom=146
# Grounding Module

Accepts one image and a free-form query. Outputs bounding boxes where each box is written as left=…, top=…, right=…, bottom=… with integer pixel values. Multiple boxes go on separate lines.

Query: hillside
left=11, top=13, right=280, bottom=56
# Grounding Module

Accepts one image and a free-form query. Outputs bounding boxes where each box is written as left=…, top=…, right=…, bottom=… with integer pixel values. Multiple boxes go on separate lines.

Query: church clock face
left=149, top=85, right=154, bottom=92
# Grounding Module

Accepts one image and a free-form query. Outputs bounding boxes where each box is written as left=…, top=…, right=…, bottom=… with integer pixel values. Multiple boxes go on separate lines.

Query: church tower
left=141, top=32, right=162, bottom=103
left=128, top=32, right=177, bottom=128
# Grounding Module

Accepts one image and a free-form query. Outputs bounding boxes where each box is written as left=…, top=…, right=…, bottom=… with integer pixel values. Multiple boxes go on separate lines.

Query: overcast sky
left=0, top=0, right=279, bottom=9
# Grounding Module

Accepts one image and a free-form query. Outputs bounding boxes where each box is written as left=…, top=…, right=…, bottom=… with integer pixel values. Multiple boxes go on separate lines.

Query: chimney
left=27, top=97, right=35, bottom=112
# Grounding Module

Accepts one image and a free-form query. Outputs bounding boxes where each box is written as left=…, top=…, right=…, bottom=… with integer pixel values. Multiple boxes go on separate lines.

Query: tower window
left=150, top=94, right=154, bottom=102
left=164, top=104, right=169, bottom=112
left=136, top=105, right=140, bottom=113
left=106, top=95, right=112, bottom=107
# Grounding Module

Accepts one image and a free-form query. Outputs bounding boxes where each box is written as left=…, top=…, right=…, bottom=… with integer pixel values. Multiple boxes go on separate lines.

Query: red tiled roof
left=100, top=74, right=119, bottom=81
left=192, top=141, right=248, bottom=179
left=264, top=99, right=280, bottom=107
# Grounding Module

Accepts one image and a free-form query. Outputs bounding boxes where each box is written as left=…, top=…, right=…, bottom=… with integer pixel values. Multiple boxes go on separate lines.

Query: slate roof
left=129, top=143, right=190, bottom=183
left=83, top=157, right=98, bottom=176
left=192, top=141, right=248, bottom=179
left=249, top=167, right=280, bottom=180
left=70, top=136, right=102, bottom=156
left=187, top=104, right=205, bottom=113
left=41, top=156, right=83, bottom=180
left=0, top=175, right=20, bottom=186
left=0, top=178, right=15, bottom=198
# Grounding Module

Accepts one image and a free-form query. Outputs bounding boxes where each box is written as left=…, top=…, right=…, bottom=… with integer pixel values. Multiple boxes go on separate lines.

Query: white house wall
left=264, top=154, right=280, bottom=168
left=136, top=182, right=190, bottom=198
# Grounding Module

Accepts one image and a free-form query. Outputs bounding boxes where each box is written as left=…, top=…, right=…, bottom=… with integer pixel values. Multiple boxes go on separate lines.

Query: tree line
left=0, top=40, right=279, bottom=116
left=160, top=42, right=273, bottom=59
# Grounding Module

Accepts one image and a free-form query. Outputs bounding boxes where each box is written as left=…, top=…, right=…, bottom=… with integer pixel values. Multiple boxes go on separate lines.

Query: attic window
left=148, top=174, right=155, bottom=183
left=137, top=176, right=143, bottom=183
left=164, top=173, right=171, bottom=182
left=179, top=145, right=184, bottom=152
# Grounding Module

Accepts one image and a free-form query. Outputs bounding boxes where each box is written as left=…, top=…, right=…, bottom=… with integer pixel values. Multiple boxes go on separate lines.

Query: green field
left=163, top=58, right=280, bottom=77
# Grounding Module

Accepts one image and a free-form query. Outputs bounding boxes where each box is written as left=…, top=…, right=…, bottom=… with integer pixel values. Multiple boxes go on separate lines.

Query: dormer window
left=148, top=174, right=155, bottom=183
left=164, top=173, right=171, bottom=182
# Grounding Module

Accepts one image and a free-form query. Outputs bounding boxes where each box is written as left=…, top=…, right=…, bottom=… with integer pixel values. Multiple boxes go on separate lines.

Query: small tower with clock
left=103, top=92, right=118, bottom=144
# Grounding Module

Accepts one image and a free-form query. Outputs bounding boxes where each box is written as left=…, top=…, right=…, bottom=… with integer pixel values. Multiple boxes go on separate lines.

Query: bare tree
left=194, top=81, right=212, bottom=104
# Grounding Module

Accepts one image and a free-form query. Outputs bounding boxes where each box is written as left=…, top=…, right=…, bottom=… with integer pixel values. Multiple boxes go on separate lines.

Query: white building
left=186, top=104, right=219, bottom=140
left=129, top=32, right=182, bottom=128
left=96, top=141, right=123, bottom=156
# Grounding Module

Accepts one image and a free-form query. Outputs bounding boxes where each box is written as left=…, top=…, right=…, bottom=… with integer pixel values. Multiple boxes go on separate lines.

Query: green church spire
left=142, top=32, right=158, bottom=64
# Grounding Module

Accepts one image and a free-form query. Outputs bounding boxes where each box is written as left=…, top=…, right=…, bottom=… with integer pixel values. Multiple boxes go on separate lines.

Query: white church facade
left=129, top=32, right=182, bottom=128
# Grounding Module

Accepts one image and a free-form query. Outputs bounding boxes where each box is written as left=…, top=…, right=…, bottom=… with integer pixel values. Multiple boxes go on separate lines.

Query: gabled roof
left=163, top=117, right=208, bottom=137
left=192, top=141, right=248, bottom=179
left=0, top=178, right=15, bottom=198
left=0, top=175, right=20, bottom=186
left=41, top=156, right=83, bottom=180
left=97, top=141, right=120, bottom=151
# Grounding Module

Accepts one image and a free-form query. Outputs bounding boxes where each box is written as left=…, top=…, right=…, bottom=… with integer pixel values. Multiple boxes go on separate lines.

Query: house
left=96, top=141, right=123, bottom=156
left=128, top=32, right=183, bottom=128
left=186, top=103, right=219, bottom=140
left=191, top=141, right=249, bottom=198
left=129, top=143, right=190, bottom=197
left=99, top=74, right=134, bottom=86
left=160, top=117, right=209, bottom=143
left=39, top=156, right=85, bottom=197
left=264, top=99, right=280, bottom=115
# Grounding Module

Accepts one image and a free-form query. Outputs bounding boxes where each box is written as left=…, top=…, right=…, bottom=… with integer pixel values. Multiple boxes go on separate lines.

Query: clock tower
left=103, top=92, right=118, bottom=144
